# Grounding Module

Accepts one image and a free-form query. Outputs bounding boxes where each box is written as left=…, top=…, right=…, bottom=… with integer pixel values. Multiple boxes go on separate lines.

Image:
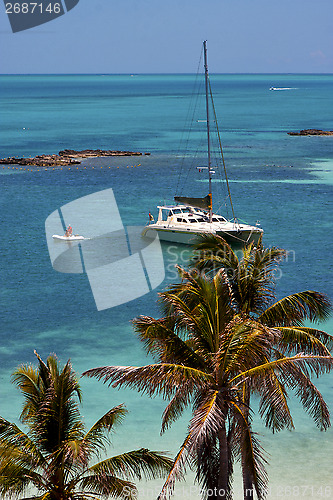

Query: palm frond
left=53, top=357, right=82, bottom=401
left=277, top=326, right=333, bottom=355
left=230, top=401, right=268, bottom=500
left=133, top=315, right=206, bottom=368
left=89, top=449, right=174, bottom=482
left=194, top=433, right=221, bottom=499
left=231, top=354, right=333, bottom=388
left=35, top=387, right=84, bottom=455
left=190, top=235, right=287, bottom=316
left=34, top=350, right=52, bottom=389
left=158, top=433, right=191, bottom=500
left=234, top=242, right=286, bottom=316
left=11, top=365, right=42, bottom=423
left=160, top=267, right=234, bottom=356
left=259, top=291, right=332, bottom=327
left=83, top=404, right=128, bottom=458
left=257, top=371, right=294, bottom=432
left=0, top=418, right=44, bottom=467
left=13, top=496, right=52, bottom=500
left=279, top=366, right=331, bottom=431
left=190, top=234, right=239, bottom=275
left=181, top=391, right=234, bottom=498
left=78, top=473, right=136, bottom=499
left=0, top=452, right=47, bottom=499
left=161, top=384, right=192, bottom=434
left=246, top=243, right=286, bottom=274
left=160, top=287, right=221, bottom=356
left=189, top=391, right=225, bottom=449
left=0, top=466, right=33, bottom=499
left=216, top=318, right=277, bottom=378
left=83, top=364, right=212, bottom=399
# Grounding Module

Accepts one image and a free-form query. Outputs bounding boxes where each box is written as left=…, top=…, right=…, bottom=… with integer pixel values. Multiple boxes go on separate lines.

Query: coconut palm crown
left=0, top=351, right=173, bottom=500
left=190, top=234, right=332, bottom=363
left=83, top=260, right=333, bottom=500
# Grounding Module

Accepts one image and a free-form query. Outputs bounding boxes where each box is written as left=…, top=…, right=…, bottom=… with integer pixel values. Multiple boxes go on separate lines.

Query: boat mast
left=203, top=40, right=213, bottom=223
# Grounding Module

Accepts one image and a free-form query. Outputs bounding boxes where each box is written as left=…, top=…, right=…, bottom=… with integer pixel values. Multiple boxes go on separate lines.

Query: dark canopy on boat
left=174, top=194, right=212, bottom=210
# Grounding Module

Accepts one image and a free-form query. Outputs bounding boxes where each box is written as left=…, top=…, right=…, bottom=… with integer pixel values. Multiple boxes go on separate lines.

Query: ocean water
left=0, top=73, right=333, bottom=499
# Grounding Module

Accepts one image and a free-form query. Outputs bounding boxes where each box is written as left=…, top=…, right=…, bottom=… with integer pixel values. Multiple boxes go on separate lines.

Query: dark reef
left=0, top=149, right=145, bottom=167
left=288, top=129, right=333, bottom=136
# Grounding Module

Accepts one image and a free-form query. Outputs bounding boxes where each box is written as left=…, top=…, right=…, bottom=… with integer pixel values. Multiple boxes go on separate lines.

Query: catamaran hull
left=216, top=229, right=262, bottom=246
left=143, top=227, right=203, bottom=245
left=142, top=226, right=262, bottom=246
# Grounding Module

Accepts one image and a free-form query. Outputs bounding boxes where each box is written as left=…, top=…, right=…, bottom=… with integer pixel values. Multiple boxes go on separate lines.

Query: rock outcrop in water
left=0, top=149, right=144, bottom=167
left=288, top=129, right=333, bottom=136
left=58, top=149, right=143, bottom=158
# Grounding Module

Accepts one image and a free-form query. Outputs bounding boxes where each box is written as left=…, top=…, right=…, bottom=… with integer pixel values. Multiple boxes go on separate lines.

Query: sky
left=0, top=0, right=333, bottom=74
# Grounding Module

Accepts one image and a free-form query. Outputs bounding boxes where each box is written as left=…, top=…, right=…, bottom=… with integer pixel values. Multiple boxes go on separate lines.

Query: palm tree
left=190, top=234, right=333, bottom=496
left=83, top=267, right=333, bottom=500
left=0, top=351, right=174, bottom=500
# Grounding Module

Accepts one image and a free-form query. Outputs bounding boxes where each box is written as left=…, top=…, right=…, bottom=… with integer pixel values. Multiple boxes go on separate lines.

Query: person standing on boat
left=65, top=225, right=73, bottom=237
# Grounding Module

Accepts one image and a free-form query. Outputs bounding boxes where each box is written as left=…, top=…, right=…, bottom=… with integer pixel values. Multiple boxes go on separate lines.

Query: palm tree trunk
left=218, top=422, right=229, bottom=499
left=242, top=456, right=253, bottom=500
left=241, top=386, right=253, bottom=500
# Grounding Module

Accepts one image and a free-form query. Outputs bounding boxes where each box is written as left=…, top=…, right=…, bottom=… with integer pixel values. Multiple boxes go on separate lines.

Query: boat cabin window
left=177, top=217, right=187, bottom=223
left=212, top=216, right=227, bottom=222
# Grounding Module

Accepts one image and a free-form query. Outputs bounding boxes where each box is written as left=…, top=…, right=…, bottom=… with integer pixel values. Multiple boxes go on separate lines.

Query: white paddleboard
left=52, top=234, right=85, bottom=241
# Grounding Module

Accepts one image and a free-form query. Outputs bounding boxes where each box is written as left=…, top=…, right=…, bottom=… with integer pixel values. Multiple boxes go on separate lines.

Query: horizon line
left=1, top=72, right=333, bottom=76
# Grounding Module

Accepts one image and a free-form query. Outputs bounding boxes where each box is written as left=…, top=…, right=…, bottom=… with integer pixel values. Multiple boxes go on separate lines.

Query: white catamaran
left=142, top=41, right=263, bottom=246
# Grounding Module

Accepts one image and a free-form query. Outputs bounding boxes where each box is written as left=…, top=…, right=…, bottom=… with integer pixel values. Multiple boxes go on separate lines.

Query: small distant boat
left=52, top=234, right=85, bottom=241
left=270, top=87, right=296, bottom=91
left=142, top=41, right=263, bottom=246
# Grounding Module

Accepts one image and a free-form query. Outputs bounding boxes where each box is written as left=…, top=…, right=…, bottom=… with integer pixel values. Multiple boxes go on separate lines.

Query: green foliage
left=84, top=236, right=332, bottom=500
left=0, top=352, right=173, bottom=500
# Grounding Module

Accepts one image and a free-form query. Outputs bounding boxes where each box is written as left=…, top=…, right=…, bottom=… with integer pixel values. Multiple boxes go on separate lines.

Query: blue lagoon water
left=0, top=74, right=333, bottom=498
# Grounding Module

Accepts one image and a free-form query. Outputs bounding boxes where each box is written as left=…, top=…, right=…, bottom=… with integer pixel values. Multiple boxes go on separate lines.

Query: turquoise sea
left=1, top=74, right=333, bottom=499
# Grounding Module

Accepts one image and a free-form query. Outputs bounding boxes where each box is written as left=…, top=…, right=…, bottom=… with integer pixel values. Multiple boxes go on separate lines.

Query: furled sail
left=174, top=194, right=212, bottom=210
